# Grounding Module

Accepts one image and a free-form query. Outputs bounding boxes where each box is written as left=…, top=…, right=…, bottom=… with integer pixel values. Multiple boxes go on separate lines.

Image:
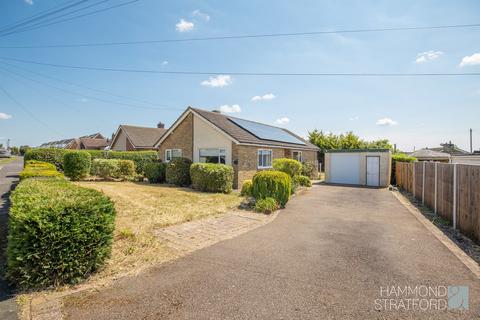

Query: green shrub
left=91, top=159, right=119, bottom=179
left=19, top=162, right=64, bottom=180
left=301, top=161, right=318, bottom=179
left=254, top=197, right=279, bottom=214
left=144, top=162, right=167, bottom=183
left=190, top=163, right=234, bottom=193
left=293, top=175, right=312, bottom=188
left=63, top=151, right=91, bottom=181
left=19, top=146, right=30, bottom=156
left=166, top=158, right=192, bottom=186
left=117, top=160, right=136, bottom=178
left=391, top=153, right=416, bottom=185
left=240, top=179, right=253, bottom=196
left=10, top=146, right=19, bottom=155
left=89, top=151, right=157, bottom=174
left=7, top=178, right=115, bottom=289
left=252, top=170, right=291, bottom=207
left=273, top=158, right=302, bottom=177
left=24, top=160, right=56, bottom=170
left=24, top=148, right=66, bottom=170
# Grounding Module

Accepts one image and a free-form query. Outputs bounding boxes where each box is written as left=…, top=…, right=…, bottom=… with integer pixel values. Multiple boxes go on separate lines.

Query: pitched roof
left=118, top=125, right=167, bottom=148
left=80, top=137, right=109, bottom=149
left=409, top=148, right=451, bottom=159
left=191, top=108, right=319, bottom=150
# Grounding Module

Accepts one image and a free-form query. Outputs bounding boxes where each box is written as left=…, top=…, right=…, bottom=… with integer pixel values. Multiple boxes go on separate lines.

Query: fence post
left=422, top=161, right=426, bottom=204
left=434, top=162, right=438, bottom=214
left=453, top=164, right=457, bottom=229
left=413, top=162, right=416, bottom=196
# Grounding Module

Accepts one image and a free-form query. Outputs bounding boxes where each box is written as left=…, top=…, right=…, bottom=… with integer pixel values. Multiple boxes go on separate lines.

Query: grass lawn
left=74, top=181, right=244, bottom=281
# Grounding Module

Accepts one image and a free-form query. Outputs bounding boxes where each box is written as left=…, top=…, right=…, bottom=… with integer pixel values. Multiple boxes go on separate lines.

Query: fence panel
left=424, top=162, right=436, bottom=209
left=457, top=164, right=480, bottom=242
left=414, top=162, right=423, bottom=200
left=436, top=163, right=454, bottom=223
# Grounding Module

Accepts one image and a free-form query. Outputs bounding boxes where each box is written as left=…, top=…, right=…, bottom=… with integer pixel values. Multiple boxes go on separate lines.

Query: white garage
left=324, top=149, right=392, bottom=187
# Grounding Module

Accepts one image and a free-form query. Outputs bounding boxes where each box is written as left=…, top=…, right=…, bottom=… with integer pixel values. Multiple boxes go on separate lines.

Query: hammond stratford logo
left=374, top=285, right=469, bottom=311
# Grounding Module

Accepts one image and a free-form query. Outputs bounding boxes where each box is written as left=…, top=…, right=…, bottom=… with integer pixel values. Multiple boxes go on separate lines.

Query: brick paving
left=155, top=210, right=277, bottom=255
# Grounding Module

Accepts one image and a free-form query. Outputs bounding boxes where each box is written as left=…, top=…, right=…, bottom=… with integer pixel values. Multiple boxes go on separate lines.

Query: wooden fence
left=396, top=161, right=480, bottom=243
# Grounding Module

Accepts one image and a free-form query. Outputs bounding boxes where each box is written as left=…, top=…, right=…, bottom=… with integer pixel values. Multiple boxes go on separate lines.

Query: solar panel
left=228, top=117, right=306, bottom=145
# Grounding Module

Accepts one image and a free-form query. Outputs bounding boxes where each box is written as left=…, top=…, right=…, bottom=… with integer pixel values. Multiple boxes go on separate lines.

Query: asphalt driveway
left=64, top=184, right=479, bottom=319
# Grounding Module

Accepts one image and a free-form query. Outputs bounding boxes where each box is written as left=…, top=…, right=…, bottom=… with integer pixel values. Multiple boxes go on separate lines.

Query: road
left=0, top=157, right=23, bottom=320
left=64, top=184, right=479, bottom=319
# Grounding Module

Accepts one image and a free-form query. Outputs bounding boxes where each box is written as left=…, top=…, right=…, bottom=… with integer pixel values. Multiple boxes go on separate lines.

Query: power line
left=1, top=23, right=480, bottom=48
left=0, top=0, right=140, bottom=38
left=1, top=56, right=479, bottom=77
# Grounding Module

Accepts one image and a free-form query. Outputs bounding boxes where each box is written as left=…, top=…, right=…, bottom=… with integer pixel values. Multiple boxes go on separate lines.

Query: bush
left=24, top=148, right=66, bottom=170
left=240, top=179, right=253, bottom=196
left=19, top=146, right=30, bottom=156
left=252, top=170, right=291, bottom=207
left=10, top=146, right=19, bottom=155
left=89, top=151, right=157, bottom=174
left=391, top=153, right=416, bottom=185
left=63, top=151, right=91, bottom=181
left=301, top=161, right=318, bottom=179
left=19, top=161, right=64, bottom=180
left=166, top=158, right=192, bottom=186
left=293, top=175, right=312, bottom=187
left=7, top=178, right=115, bottom=289
left=144, top=162, right=167, bottom=183
left=117, top=160, right=136, bottom=178
left=190, top=163, right=234, bottom=193
left=91, top=159, right=119, bottom=179
left=273, top=158, right=302, bottom=177
left=255, top=197, right=278, bottom=214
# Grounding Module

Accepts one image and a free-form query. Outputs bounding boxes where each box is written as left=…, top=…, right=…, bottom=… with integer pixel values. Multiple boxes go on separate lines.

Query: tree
left=308, top=130, right=392, bottom=151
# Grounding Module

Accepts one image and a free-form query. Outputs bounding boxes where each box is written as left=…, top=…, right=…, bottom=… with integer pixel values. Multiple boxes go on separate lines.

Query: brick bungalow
left=155, top=107, right=319, bottom=188
left=110, top=124, right=167, bottom=151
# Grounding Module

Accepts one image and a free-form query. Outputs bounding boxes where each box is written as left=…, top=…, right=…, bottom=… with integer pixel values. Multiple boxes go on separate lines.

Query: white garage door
left=330, top=153, right=360, bottom=185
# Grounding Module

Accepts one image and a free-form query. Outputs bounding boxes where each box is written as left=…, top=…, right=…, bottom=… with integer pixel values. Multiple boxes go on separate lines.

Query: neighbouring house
left=430, top=141, right=469, bottom=156
left=409, top=148, right=451, bottom=162
left=110, top=123, right=168, bottom=151
left=39, top=133, right=108, bottom=150
left=154, top=107, right=319, bottom=188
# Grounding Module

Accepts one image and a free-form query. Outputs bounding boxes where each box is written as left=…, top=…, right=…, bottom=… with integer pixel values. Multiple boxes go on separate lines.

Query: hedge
left=7, top=178, right=116, bottom=289
left=63, top=151, right=91, bottom=181
left=166, top=158, right=192, bottom=186
left=301, top=161, right=318, bottom=179
left=391, top=153, right=416, bottom=185
left=273, top=158, right=302, bottom=177
left=293, top=175, right=312, bottom=187
left=240, top=179, right=253, bottom=196
left=24, top=148, right=157, bottom=174
left=19, top=161, right=64, bottom=180
left=144, top=162, right=167, bottom=183
left=254, top=197, right=278, bottom=214
left=190, top=163, right=234, bottom=193
left=252, top=170, right=291, bottom=207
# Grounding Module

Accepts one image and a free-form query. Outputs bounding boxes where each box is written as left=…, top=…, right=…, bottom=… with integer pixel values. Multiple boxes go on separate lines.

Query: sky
left=0, top=0, right=479, bottom=152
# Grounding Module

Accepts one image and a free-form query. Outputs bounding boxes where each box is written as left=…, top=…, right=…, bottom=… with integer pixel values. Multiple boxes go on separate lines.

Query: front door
left=366, top=156, right=380, bottom=187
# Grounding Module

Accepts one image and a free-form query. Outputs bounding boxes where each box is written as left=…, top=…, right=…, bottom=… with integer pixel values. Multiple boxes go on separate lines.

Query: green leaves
left=308, top=130, right=393, bottom=151
left=190, top=163, right=234, bottom=193
left=252, top=171, right=291, bottom=208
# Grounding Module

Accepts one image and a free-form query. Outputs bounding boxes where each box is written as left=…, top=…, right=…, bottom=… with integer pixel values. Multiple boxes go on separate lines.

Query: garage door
left=330, top=153, right=360, bottom=185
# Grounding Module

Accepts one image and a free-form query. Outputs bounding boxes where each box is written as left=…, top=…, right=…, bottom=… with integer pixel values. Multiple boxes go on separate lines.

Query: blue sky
left=0, top=0, right=479, bottom=151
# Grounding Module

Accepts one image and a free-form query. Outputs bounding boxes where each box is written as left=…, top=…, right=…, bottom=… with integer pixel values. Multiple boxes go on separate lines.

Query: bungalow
left=39, top=133, right=108, bottom=150
left=110, top=123, right=167, bottom=151
left=155, top=107, right=319, bottom=188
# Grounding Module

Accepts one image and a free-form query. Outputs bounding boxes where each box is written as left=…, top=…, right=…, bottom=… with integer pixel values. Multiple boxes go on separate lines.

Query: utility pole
left=7, top=139, right=10, bottom=150
left=470, top=128, right=473, bottom=154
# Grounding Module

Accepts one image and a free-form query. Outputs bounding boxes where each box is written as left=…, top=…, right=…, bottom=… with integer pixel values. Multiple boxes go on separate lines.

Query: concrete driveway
left=64, top=184, right=479, bottom=319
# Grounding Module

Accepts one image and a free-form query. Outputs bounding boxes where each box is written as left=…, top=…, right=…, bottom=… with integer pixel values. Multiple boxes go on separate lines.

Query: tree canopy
left=308, top=130, right=392, bottom=151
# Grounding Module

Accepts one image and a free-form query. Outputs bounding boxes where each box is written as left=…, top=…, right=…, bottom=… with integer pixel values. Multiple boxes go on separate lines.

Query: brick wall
left=158, top=113, right=194, bottom=161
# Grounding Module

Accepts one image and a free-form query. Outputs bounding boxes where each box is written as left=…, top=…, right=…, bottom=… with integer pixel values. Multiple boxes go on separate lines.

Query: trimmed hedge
left=254, top=197, right=278, bottom=214
left=293, top=175, right=312, bottom=187
left=240, top=179, right=253, bottom=196
left=19, top=161, right=63, bottom=180
left=301, top=161, right=318, bottom=179
left=190, top=163, right=234, bottom=193
left=144, top=162, right=167, bottom=183
left=166, top=158, right=192, bottom=186
left=24, top=148, right=157, bottom=174
left=91, top=159, right=119, bottom=179
left=273, top=158, right=302, bottom=177
left=391, top=153, right=416, bottom=185
left=7, top=178, right=115, bottom=289
left=252, top=170, right=291, bottom=208
left=117, top=160, right=136, bottom=178
left=63, top=151, right=91, bottom=181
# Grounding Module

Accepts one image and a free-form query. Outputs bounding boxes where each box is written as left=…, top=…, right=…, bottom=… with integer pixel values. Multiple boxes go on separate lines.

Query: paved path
left=63, top=185, right=480, bottom=319
left=0, top=157, right=23, bottom=320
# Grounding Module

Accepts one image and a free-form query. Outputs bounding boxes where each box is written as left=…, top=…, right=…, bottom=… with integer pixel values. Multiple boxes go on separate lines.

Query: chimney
left=157, top=122, right=165, bottom=129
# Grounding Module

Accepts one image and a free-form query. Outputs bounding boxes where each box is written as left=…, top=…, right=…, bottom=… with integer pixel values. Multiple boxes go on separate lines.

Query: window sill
left=258, top=166, right=273, bottom=170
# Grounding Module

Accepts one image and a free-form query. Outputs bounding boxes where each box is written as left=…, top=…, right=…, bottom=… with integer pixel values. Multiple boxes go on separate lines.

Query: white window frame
left=257, top=149, right=273, bottom=169
left=199, top=148, right=227, bottom=164
left=165, top=149, right=182, bottom=162
left=292, top=150, right=303, bottom=162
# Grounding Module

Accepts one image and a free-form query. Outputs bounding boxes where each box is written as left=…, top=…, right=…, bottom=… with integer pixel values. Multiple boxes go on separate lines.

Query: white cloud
left=201, top=75, right=232, bottom=87
left=192, top=10, right=210, bottom=21
left=161, top=60, right=168, bottom=66
left=175, top=19, right=194, bottom=32
left=276, top=117, right=290, bottom=125
left=415, top=50, right=443, bottom=64
left=376, top=117, right=398, bottom=126
left=349, top=116, right=359, bottom=121
left=459, top=53, right=480, bottom=67
left=251, top=93, right=276, bottom=102
left=0, top=112, right=12, bottom=120
left=219, top=104, right=241, bottom=113
left=24, top=0, right=33, bottom=5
